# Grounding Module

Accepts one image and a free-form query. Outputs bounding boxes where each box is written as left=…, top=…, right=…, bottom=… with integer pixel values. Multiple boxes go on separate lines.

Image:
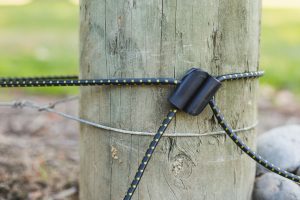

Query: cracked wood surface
left=79, top=0, right=261, bottom=199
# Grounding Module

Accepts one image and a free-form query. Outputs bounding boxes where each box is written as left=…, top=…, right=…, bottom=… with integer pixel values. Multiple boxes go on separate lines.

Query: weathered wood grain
left=80, top=0, right=261, bottom=199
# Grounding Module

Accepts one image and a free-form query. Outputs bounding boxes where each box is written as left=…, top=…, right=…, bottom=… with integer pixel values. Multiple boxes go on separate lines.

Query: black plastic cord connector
left=168, top=68, right=221, bottom=116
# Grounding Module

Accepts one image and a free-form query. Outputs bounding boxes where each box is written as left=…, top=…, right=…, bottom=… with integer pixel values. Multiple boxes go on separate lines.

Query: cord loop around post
left=6, top=68, right=293, bottom=200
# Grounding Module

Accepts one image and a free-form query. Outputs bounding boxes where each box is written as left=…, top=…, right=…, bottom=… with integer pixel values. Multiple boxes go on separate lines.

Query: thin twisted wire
left=0, top=99, right=258, bottom=137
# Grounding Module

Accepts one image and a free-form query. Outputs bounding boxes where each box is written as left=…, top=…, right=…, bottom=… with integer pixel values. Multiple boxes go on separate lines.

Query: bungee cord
left=0, top=77, right=178, bottom=87
left=123, top=109, right=177, bottom=200
left=209, top=99, right=300, bottom=183
left=1, top=68, right=298, bottom=200
left=0, top=71, right=263, bottom=88
left=0, top=75, right=78, bottom=82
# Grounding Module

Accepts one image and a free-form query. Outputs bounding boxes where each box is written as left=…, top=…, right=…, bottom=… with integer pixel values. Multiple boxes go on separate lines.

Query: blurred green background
left=0, top=0, right=78, bottom=95
left=0, top=0, right=299, bottom=95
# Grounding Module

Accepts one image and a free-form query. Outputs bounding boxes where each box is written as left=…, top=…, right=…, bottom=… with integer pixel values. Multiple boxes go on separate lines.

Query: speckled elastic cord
left=0, top=77, right=178, bottom=87
left=209, top=99, right=300, bottom=183
left=2, top=70, right=298, bottom=200
left=0, top=71, right=262, bottom=87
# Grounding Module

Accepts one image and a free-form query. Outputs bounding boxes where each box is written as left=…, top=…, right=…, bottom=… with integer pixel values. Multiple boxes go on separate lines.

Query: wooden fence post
left=79, top=0, right=261, bottom=199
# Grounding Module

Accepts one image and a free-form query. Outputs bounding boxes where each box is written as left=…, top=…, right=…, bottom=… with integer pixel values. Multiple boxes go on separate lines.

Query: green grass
left=260, top=9, right=300, bottom=94
left=0, top=2, right=299, bottom=95
left=0, top=0, right=78, bottom=95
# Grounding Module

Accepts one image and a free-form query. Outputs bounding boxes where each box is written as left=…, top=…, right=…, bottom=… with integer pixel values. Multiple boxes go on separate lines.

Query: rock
left=256, top=125, right=300, bottom=175
left=253, top=173, right=300, bottom=200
